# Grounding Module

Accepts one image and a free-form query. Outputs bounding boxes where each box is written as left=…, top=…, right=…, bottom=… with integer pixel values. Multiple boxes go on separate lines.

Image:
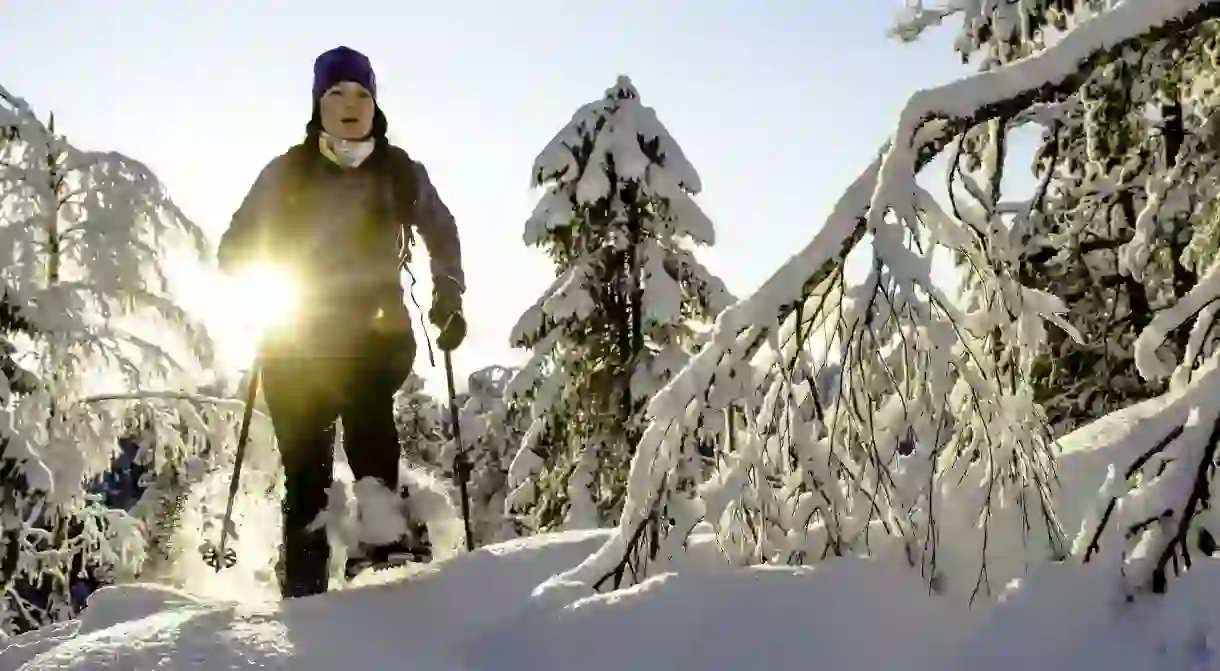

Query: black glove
left=429, top=289, right=466, bottom=351
left=436, top=312, right=466, bottom=351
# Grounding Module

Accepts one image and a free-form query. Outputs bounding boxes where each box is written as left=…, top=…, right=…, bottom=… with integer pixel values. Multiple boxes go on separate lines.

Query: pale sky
left=1, top=0, right=978, bottom=395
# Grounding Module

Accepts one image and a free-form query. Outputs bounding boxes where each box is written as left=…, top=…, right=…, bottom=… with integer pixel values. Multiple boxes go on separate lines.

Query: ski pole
left=201, top=357, right=261, bottom=572
left=443, top=348, right=475, bottom=552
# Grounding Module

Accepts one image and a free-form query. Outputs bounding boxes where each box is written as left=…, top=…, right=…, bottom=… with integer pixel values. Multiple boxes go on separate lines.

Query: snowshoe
left=344, top=551, right=416, bottom=580
left=344, top=521, right=431, bottom=580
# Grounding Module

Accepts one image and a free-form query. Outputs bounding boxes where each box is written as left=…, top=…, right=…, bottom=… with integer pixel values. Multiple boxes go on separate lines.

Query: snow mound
left=466, top=559, right=966, bottom=671
left=955, top=559, right=1220, bottom=669
left=1, top=530, right=611, bottom=670
left=77, top=583, right=211, bottom=634
left=0, top=581, right=209, bottom=669
left=12, top=527, right=1220, bottom=670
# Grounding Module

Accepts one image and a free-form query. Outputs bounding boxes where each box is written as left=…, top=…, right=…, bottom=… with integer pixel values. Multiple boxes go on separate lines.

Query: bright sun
left=173, top=261, right=300, bottom=374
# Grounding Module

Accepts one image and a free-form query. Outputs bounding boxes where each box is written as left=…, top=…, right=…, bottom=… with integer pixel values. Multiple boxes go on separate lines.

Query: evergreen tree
left=535, top=3, right=1220, bottom=603
left=895, top=0, right=1210, bottom=437
left=504, top=76, right=734, bottom=534
left=396, top=365, right=527, bottom=547
left=457, top=364, right=526, bottom=544
left=0, top=85, right=249, bottom=631
left=892, top=0, right=1220, bottom=600
left=394, top=373, right=447, bottom=469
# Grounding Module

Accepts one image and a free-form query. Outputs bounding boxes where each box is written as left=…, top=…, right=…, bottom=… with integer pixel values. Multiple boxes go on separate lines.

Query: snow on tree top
left=513, top=76, right=726, bottom=351
left=523, top=75, right=714, bottom=253
left=529, top=74, right=702, bottom=197
left=0, top=84, right=35, bottom=131
left=606, top=75, right=637, bottom=99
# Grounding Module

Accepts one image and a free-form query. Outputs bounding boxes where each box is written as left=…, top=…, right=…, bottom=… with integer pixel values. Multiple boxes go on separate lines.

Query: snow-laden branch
left=529, top=147, right=887, bottom=601
left=0, top=83, right=238, bottom=632
left=1074, top=344, right=1220, bottom=592
left=509, top=249, right=605, bottom=349
left=875, top=0, right=1220, bottom=238
left=82, top=391, right=257, bottom=416
left=666, top=247, right=737, bottom=316
left=889, top=0, right=960, bottom=43
left=535, top=1, right=1220, bottom=603
left=1135, top=250, right=1220, bottom=382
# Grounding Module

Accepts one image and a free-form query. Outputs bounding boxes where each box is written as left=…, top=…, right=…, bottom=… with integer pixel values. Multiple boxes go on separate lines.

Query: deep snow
left=0, top=405, right=1213, bottom=671
left=0, top=529, right=970, bottom=670
left=7, top=513, right=1220, bottom=670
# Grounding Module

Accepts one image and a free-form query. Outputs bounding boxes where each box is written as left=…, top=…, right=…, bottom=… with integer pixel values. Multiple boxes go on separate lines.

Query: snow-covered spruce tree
left=456, top=364, right=527, bottom=544
left=0, top=282, right=45, bottom=629
left=536, top=1, right=1220, bottom=603
left=115, top=374, right=249, bottom=585
left=394, top=373, right=447, bottom=468
left=0, top=85, right=262, bottom=630
left=895, top=0, right=1208, bottom=438
left=398, top=364, right=527, bottom=547
left=503, top=76, right=734, bottom=535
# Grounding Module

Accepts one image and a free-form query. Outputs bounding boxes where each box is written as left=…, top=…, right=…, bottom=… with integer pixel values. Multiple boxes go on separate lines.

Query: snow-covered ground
left=5, top=512, right=1220, bottom=670
left=0, top=406, right=1213, bottom=671
left=0, top=529, right=961, bottom=670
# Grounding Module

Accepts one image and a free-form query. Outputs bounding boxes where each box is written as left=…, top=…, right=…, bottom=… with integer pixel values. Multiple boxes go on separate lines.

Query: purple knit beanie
left=312, top=46, right=377, bottom=102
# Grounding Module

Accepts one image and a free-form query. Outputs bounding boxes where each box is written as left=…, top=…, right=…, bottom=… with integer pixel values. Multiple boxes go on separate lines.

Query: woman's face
left=319, top=81, right=375, bottom=140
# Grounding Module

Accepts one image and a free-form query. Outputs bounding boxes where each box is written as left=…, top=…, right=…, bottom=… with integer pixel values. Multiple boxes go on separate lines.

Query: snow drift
left=6, top=517, right=1220, bottom=670
left=0, top=530, right=967, bottom=670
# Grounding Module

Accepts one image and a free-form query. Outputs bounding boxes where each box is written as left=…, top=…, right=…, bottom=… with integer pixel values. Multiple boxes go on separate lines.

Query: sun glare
left=227, top=265, right=300, bottom=333
left=174, top=261, right=300, bottom=374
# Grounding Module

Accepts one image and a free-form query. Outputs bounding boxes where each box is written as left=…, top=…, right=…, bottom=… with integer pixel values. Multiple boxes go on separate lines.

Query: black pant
left=261, top=327, right=415, bottom=599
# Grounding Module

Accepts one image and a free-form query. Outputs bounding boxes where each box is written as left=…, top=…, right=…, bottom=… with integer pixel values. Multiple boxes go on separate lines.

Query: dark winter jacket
left=217, top=139, right=464, bottom=354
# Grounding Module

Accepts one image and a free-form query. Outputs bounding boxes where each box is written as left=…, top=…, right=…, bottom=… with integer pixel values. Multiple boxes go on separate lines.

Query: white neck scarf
left=319, top=131, right=375, bottom=168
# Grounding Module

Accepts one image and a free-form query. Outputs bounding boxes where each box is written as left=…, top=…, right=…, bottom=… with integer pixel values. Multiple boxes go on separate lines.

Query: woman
left=216, top=46, right=466, bottom=599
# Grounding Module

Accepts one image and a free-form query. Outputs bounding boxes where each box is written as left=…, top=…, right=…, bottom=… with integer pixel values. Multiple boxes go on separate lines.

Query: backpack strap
left=380, top=146, right=437, bottom=365
left=383, top=146, right=421, bottom=270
